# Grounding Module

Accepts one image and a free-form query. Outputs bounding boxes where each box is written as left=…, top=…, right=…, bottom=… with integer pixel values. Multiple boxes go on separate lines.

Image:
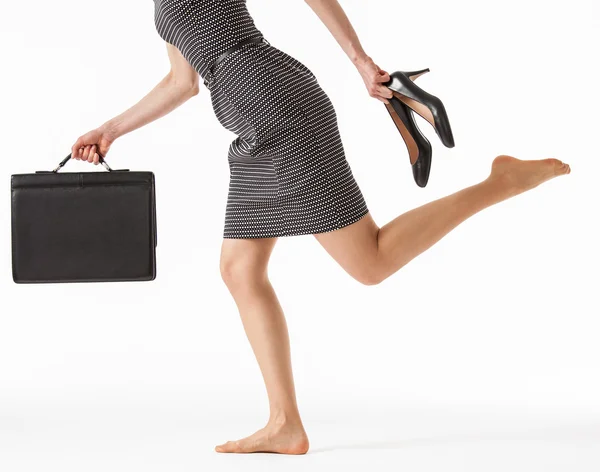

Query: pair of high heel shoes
left=383, top=68, right=454, bottom=187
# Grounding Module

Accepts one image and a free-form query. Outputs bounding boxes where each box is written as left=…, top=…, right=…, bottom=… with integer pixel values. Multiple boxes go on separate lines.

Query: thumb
left=97, top=139, right=112, bottom=159
left=377, top=69, right=390, bottom=82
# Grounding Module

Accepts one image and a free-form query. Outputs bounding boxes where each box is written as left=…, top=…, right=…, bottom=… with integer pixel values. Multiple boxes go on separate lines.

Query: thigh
left=312, top=211, right=380, bottom=280
left=220, top=237, right=278, bottom=272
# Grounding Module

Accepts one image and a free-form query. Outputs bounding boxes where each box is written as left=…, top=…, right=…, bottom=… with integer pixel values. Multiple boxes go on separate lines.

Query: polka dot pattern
left=154, top=0, right=369, bottom=238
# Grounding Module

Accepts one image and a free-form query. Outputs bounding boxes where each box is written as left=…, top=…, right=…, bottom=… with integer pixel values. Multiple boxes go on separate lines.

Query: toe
left=215, top=441, right=233, bottom=453
left=549, top=158, right=562, bottom=167
left=558, top=162, right=570, bottom=175
left=550, top=159, right=566, bottom=174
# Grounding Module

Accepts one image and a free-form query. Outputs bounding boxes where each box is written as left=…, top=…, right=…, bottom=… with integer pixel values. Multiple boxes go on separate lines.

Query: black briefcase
left=11, top=153, right=157, bottom=283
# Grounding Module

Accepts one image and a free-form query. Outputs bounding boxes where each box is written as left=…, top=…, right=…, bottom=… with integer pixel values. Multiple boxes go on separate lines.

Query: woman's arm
left=71, top=43, right=200, bottom=164
left=304, top=0, right=393, bottom=103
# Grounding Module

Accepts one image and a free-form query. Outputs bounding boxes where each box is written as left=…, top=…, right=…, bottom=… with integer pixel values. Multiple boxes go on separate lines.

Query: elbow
left=188, top=82, right=200, bottom=96
left=180, top=80, right=200, bottom=98
left=167, top=72, right=200, bottom=97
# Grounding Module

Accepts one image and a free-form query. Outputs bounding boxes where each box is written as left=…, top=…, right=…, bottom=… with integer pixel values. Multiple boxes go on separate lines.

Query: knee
left=219, top=256, right=246, bottom=291
left=355, top=271, right=385, bottom=286
left=352, top=261, right=387, bottom=286
left=219, top=253, right=266, bottom=292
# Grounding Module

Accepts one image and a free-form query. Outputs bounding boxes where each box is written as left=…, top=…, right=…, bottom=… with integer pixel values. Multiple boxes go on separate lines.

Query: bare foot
left=214, top=420, right=310, bottom=454
left=488, top=154, right=570, bottom=198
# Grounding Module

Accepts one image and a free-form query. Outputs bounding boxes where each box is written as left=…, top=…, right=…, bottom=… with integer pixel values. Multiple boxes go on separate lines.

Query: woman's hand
left=355, top=55, right=393, bottom=104
left=71, top=125, right=116, bottom=165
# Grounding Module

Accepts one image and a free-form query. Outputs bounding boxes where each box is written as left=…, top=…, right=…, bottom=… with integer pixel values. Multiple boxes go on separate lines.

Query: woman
left=71, top=0, right=570, bottom=455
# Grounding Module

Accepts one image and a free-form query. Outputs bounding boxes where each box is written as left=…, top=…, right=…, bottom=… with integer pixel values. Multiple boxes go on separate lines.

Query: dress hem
left=222, top=207, right=370, bottom=240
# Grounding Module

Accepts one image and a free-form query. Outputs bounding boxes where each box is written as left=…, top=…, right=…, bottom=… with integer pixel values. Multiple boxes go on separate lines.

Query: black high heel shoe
left=384, top=68, right=432, bottom=187
left=384, top=69, right=455, bottom=148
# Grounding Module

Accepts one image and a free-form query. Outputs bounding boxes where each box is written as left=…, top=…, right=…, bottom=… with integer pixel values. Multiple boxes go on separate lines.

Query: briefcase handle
left=35, top=153, right=130, bottom=174
left=53, top=153, right=113, bottom=172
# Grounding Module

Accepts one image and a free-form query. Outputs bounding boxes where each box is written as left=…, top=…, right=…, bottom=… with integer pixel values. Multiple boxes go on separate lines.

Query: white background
left=1, top=0, right=599, bottom=470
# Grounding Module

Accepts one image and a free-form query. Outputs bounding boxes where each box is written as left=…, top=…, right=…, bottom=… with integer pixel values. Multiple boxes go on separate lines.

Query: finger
left=71, top=143, right=80, bottom=160
left=74, top=136, right=90, bottom=160
left=72, top=140, right=83, bottom=160
left=377, top=85, right=393, bottom=99
left=87, top=145, right=96, bottom=163
left=93, top=151, right=100, bottom=165
left=371, top=91, right=388, bottom=103
left=81, top=145, right=91, bottom=161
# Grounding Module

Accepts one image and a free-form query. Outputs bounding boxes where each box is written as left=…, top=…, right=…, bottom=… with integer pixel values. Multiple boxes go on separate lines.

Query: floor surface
left=1, top=403, right=598, bottom=471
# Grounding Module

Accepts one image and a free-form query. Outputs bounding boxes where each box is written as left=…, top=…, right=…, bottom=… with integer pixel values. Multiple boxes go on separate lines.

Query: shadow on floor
left=309, top=422, right=600, bottom=454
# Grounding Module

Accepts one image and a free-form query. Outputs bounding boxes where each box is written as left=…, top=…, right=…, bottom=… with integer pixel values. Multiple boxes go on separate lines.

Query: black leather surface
left=384, top=70, right=455, bottom=149
left=11, top=170, right=157, bottom=283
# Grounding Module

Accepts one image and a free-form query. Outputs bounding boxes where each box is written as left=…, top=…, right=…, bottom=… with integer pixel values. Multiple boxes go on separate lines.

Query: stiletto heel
left=384, top=70, right=455, bottom=148
left=384, top=96, right=432, bottom=188
left=402, top=67, right=431, bottom=81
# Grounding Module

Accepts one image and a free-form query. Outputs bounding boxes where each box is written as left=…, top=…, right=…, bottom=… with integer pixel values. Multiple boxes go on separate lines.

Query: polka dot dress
left=153, top=0, right=369, bottom=238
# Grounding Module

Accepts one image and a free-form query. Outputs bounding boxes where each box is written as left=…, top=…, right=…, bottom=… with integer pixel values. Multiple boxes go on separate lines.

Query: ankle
left=268, top=408, right=303, bottom=428
left=481, top=174, right=516, bottom=202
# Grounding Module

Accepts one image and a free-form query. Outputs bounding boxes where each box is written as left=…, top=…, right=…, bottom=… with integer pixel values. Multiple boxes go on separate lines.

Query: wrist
left=100, top=119, right=122, bottom=142
left=350, top=48, right=369, bottom=67
left=351, top=53, right=371, bottom=69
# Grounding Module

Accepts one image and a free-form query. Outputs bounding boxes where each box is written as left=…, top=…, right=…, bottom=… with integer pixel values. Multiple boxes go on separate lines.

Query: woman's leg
left=215, top=237, right=309, bottom=454
left=314, top=155, right=570, bottom=283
